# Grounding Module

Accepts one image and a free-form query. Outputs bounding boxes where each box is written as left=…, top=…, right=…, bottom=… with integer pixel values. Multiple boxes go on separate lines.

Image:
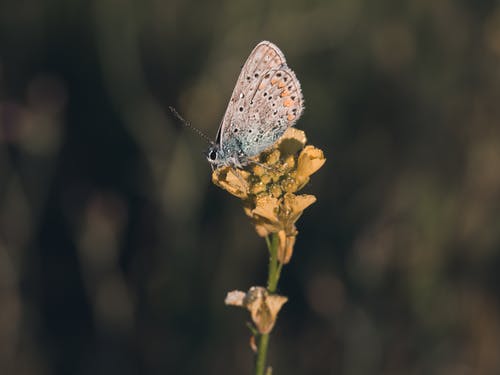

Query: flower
left=212, top=128, right=325, bottom=263
left=225, top=287, right=288, bottom=334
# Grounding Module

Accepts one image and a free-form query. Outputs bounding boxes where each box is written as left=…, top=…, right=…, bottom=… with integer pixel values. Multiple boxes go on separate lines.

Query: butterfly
left=206, top=41, right=304, bottom=169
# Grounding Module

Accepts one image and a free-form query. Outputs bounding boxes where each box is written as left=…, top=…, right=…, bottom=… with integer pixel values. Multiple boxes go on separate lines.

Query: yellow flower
left=212, top=128, right=325, bottom=263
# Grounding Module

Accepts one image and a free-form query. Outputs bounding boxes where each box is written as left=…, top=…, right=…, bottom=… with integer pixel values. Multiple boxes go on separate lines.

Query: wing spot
left=284, top=76, right=288, bottom=82
left=283, top=98, right=293, bottom=107
left=254, top=73, right=259, bottom=78
left=263, top=92, right=267, bottom=97
left=233, top=128, right=239, bottom=133
left=277, top=72, right=282, bottom=77
left=291, top=96, right=296, bottom=100
left=239, top=106, right=244, bottom=112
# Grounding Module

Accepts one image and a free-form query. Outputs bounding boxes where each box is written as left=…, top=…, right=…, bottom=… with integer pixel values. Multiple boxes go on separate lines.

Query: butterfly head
left=206, top=144, right=219, bottom=164
left=206, top=143, right=230, bottom=170
left=206, top=143, right=245, bottom=170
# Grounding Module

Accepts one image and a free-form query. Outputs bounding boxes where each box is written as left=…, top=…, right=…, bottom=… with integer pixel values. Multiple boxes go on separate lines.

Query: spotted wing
left=237, top=66, right=304, bottom=158
left=216, top=41, right=303, bottom=155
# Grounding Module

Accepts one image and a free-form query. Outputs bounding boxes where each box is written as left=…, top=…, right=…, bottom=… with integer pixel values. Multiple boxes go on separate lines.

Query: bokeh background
left=2, top=0, right=500, bottom=374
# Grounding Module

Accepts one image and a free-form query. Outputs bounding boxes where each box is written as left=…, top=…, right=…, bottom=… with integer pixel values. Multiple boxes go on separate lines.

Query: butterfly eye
left=209, top=150, right=217, bottom=160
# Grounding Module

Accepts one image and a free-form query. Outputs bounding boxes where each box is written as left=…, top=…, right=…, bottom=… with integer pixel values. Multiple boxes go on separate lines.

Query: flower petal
left=225, top=290, right=246, bottom=306
left=278, top=128, right=307, bottom=157
left=297, top=146, right=326, bottom=180
left=283, top=193, right=317, bottom=223
left=277, top=230, right=296, bottom=264
left=252, top=195, right=279, bottom=222
left=212, top=167, right=250, bottom=199
left=243, top=287, right=288, bottom=334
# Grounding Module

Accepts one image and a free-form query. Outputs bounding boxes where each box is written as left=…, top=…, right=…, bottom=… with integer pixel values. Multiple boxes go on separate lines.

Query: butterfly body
left=207, top=41, right=304, bottom=168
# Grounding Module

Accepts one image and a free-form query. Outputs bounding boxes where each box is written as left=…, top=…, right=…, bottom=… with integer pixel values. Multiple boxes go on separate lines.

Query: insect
left=206, top=41, right=304, bottom=169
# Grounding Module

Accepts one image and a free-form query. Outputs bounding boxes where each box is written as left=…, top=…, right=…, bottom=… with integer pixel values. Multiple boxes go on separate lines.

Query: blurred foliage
left=1, top=0, right=500, bottom=374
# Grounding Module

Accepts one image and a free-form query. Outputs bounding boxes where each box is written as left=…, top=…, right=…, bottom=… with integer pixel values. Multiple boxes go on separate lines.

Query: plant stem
left=255, top=332, right=270, bottom=375
left=266, top=233, right=281, bottom=293
left=255, top=233, right=282, bottom=375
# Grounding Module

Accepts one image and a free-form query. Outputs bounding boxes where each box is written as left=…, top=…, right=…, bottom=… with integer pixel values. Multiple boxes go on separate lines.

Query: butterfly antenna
left=169, top=106, right=213, bottom=144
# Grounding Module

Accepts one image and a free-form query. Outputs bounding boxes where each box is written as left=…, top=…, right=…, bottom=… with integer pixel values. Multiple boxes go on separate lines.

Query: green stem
left=266, top=233, right=281, bottom=293
left=255, top=233, right=282, bottom=375
left=255, top=332, right=270, bottom=375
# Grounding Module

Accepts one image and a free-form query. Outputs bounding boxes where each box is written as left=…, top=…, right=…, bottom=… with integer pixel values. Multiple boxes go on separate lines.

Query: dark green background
left=1, top=0, right=500, bottom=374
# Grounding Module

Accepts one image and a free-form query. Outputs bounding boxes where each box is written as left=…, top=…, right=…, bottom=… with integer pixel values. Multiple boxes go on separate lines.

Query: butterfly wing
left=216, top=41, right=304, bottom=160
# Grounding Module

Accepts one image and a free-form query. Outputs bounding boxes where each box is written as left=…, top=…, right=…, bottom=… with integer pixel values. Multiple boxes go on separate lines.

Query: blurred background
left=1, top=0, right=500, bottom=374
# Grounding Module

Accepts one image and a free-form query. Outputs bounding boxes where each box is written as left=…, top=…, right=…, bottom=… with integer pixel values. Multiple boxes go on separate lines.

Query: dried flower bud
left=225, top=287, right=288, bottom=334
